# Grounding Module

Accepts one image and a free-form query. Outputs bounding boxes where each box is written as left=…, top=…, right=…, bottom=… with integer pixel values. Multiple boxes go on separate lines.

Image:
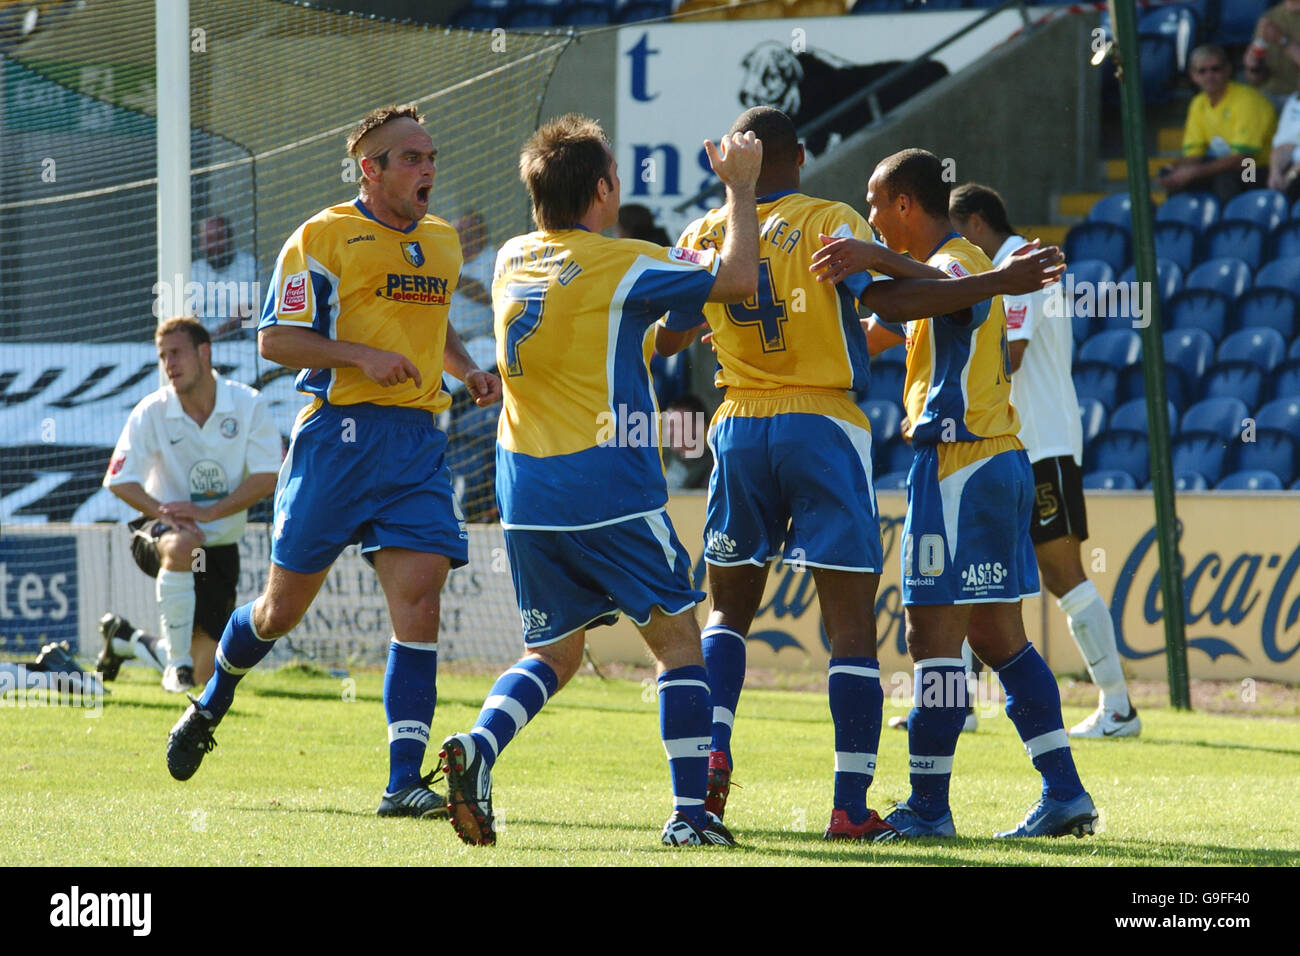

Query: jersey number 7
left=501, top=281, right=547, bottom=377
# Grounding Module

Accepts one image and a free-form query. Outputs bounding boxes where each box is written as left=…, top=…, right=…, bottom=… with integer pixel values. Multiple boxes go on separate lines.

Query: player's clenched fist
left=705, top=130, right=762, bottom=192
left=464, top=369, right=502, bottom=407
left=994, top=239, right=1066, bottom=295
left=356, top=347, right=424, bottom=389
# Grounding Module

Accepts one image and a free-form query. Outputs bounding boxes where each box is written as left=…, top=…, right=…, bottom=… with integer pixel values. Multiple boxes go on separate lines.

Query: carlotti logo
left=376, top=273, right=449, bottom=305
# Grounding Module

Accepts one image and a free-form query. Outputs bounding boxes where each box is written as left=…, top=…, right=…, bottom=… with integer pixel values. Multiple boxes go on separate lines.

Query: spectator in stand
left=447, top=208, right=497, bottom=344
left=1158, top=45, right=1277, bottom=202
left=1246, top=1, right=1300, bottom=108
left=615, top=203, right=671, bottom=244
left=1269, top=74, right=1300, bottom=200
left=661, top=394, right=712, bottom=491
left=190, top=216, right=260, bottom=341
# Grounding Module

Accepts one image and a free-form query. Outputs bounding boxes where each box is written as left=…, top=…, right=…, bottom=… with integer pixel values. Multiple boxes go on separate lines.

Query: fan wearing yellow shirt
left=657, top=108, right=1073, bottom=843
left=814, top=148, right=1096, bottom=841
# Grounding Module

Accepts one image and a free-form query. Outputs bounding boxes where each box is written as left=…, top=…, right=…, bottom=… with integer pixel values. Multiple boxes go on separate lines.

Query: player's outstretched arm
left=862, top=316, right=907, bottom=356
left=654, top=319, right=705, bottom=357
left=259, top=326, right=422, bottom=389
left=443, top=323, right=501, bottom=407
left=703, top=131, right=762, bottom=303
left=811, top=235, right=948, bottom=283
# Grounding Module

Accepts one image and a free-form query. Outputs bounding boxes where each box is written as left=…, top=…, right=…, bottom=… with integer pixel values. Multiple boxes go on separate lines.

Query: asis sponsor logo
left=376, top=273, right=449, bottom=305
left=280, top=271, right=308, bottom=313
left=704, top=529, right=738, bottom=559
left=521, top=608, right=549, bottom=634
left=960, top=562, right=1007, bottom=589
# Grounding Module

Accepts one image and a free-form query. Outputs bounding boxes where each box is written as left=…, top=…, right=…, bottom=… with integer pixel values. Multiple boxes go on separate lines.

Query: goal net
left=0, top=0, right=572, bottom=668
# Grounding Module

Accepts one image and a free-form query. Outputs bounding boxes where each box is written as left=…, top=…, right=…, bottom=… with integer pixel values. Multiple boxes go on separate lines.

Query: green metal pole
left=1110, top=0, right=1191, bottom=709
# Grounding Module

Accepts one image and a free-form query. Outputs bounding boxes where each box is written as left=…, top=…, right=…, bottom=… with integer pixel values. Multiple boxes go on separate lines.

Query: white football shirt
left=104, top=375, right=284, bottom=546
left=997, top=235, right=1083, bottom=465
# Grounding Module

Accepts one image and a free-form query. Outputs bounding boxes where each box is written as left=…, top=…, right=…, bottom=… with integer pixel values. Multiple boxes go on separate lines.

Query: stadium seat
left=1217, top=470, right=1284, bottom=491
left=1109, top=397, right=1178, bottom=434
left=1203, top=361, right=1265, bottom=411
left=1119, top=259, right=1183, bottom=307
left=1172, top=434, right=1229, bottom=484
left=1204, top=220, right=1267, bottom=272
left=1223, top=189, right=1290, bottom=233
left=1269, top=362, right=1300, bottom=404
left=1079, top=398, right=1108, bottom=444
left=860, top=399, right=904, bottom=449
left=1234, top=288, right=1299, bottom=339
left=1271, top=219, right=1300, bottom=261
left=1254, top=256, right=1300, bottom=297
left=1137, top=34, right=1178, bottom=105
left=1153, top=221, right=1200, bottom=273
left=1073, top=362, right=1120, bottom=410
left=1088, top=192, right=1139, bottom=228
left=1064, top=259, right=1116, bottom=341
left=1292, top=337, right=1300, bottom=361
left=851, top=0, right=907, bottom=11
left=1165, top=289, right=1231, bottom=339
left=1185, top=257, right=1251, bottom=301
left=1087, top=431, right=1151, bottom=485
left=1235, top=431, right=1299, bottom=485
left=875, top=470, right=909, bottom=491
left=1157, top=192, right=1220, bottom=232
left=1217, top=0, right=1271, bottom=45
left=1161, top=328, right=1214, bottom=381
left=1171, top=471, right=1211, bottom=491
left=870, top=362, right=907, bottom=406
left=1180, top=396, right=1249, bottom=441
left=618, top=0, right=673, bottom=22
left=1138, top=4, right=1199, bottom=41
left=505, top=5, right=557, bottom=27
left=1217, top=327, right=1287, bottom=372
left=564, top=2, right=613, bottom=25
left=452, top=8, right=501, bottom=28
left=1079, top=328, right=1142, bottom=367
left=1255, top=397, right=1300, bottom=438
left=1083, top=469, right=1138, bottom=490
left=1065, top=223, right=1131, bottom=274
left=1119, top=363, right=1189, bottom=410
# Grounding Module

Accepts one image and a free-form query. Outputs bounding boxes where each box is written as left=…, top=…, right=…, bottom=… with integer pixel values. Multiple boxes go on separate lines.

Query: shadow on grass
left=1118, top=736, right=1300, bottom=759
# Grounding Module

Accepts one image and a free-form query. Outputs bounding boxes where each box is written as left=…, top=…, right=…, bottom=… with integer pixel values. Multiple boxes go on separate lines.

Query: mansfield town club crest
left=401, top=241, right=424, bottom=267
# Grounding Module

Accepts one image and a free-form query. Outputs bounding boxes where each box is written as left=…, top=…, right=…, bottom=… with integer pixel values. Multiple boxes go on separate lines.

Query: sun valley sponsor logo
left=49, top=886, right=151, bottom=936
left=189, top=460, right=229, bottom=502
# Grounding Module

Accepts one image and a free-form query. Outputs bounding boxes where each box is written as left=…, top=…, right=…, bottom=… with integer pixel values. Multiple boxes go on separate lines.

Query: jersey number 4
left=501, top=281, right=547, bottom=377
left=725, top=259, right=788, bottom=353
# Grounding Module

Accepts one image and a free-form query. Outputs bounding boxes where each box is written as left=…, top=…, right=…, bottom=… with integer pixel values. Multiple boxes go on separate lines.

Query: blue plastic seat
left=1119, top=363, right=1189, bottom=410
left=1065, top=223, right=1131, bottom=274
left=875, top=470, right=909, bottom=491
left=1165, top=289, right=1231, bottom=339
left=564, top=2, right=612, bottom=24
left=1073, top=362, right=1120, bottom=409
left=1223, top=190, right=1290, bottom=233
left=1083, top=469, right=1138, bottom=490
left=1087, top=431, right=1151, bottom=485
left=1109, top=397, right=1178, bottom=434
left=1161, top=328, right=1215, bottom=381
left=618, top=0, right=673, bottom=22
left=1079, top=398, right=1108, bottom=444
left=1218, top=0, right=1273, bottom=45
left=1269, top=362, right=1300, bottom=403
left=1271, top=220, right=1300, bottom=261
left=505, top=6, right=557, bottom=27
left=1292, top=338, right=1300, bottom=361
left=1185, top=257, right=1252, bottom=301
left=1203, top=361, right=1265, bottom=410
left=1079, top=328, right=1142, bottom=367
left=1254, top=256, right=1300, bottom=297
left=1234, top=288, right=1299, bottom=339
left=1089, top=192, right=1139, bottom=228
left=1157, top=192, right=1220, bottom=232
left=1119, top=259, right=1182, bottom=309
left=1138, top=34, right=1178, bottom=105
left=1172, top=434, right=1229, bottom=484
left=860, top=399, right=904, bottom=449
left=452, top=8, right=501, bottom=27
left=1217, top=327, right=1287, bottom=372
left=1255, top=397, right=1300, bottom=438
left=1235, top=431, right=1298, bottom=484
left=1217, top=469, right=1284, bottom=491
left=1171, top=471, right=1211, bottom=491
left=1180, top=396, right=1250, bottom=441
left=1153, top=221, right=1200, bottom=273
left=1064, top=259, right=1116, bottom=341
left=1204, top=220, right=1267, bottom=272
left=1138, top=4, right=1199, bottom=40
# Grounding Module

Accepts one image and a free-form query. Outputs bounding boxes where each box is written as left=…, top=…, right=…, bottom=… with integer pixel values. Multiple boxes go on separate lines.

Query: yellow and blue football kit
left=886, top=233, right=1038, bottom=605
left=494, top=227, right=717, bottom=645
left=258, top=199, right=469, bottom=573
left=664, top=190, right=881, bottom=572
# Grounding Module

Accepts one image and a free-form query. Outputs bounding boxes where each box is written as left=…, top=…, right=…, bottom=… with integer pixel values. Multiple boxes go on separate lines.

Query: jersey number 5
left=502, top=281, right=547, bottom=377
left=725, top=259, right=788, bottom=353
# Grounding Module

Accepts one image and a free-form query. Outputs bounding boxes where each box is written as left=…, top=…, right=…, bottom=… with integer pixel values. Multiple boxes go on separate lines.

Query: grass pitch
left=3, top=665, right=1298, bottom=867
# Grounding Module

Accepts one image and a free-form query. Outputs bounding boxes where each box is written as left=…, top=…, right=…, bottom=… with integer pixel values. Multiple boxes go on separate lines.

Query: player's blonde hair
left=519, top=114, right=612, bottom=231
left=346, top=104, right=423, bottom=161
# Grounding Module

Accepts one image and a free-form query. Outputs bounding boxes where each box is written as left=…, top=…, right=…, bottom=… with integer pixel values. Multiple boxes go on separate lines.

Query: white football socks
left=157, top=568, right=196, bottom=669
left=1057, top=579, right=1130, bottom=715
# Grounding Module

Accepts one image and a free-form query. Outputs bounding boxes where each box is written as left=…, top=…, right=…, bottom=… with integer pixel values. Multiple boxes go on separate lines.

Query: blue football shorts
left=900, top=444, right=1040, bottom=606
left=504, top=510, right=705, bottom=647
left=704, top=410, right=882, bottom=572
left=271, top=401, right=469, bottom=574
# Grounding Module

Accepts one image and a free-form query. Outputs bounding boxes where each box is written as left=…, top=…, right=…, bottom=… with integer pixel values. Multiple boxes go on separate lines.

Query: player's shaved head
left=950, top=183, right=1014, bottom=236
left=347, top=104, right=425, bottom=165
left=873, top=148, right=951, bottom=219
left=729, top=106, right=799, bottom=170
left=520, top=113, right=612, bottom=230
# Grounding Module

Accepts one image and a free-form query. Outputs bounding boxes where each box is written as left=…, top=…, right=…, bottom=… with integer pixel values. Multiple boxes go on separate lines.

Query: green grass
left=3, top=666, right=1299, bottom=866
